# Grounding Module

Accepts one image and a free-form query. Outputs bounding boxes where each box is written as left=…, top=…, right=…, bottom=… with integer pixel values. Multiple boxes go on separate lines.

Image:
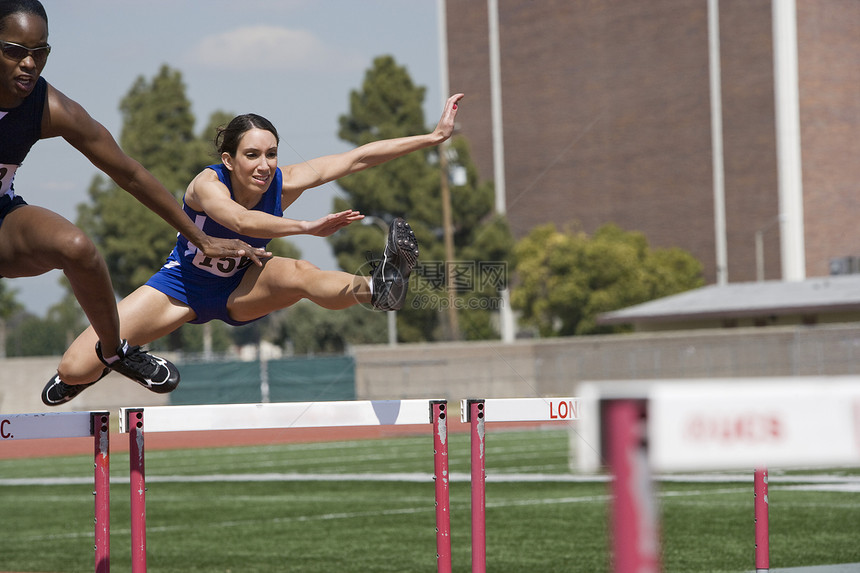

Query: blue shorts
left=0, top=195, right=27, bottom=279
left=145, top=256, right=260, bottom=326
left=0, top=194, right=27, bottom=227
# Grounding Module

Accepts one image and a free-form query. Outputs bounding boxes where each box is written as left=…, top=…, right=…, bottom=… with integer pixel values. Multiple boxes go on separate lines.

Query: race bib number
left=191, top=250, right=253, bottom=277
left=0, top=163, right=19, bottom=196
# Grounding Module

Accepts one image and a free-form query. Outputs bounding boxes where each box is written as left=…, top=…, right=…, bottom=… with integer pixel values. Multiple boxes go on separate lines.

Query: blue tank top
left=0, top=76, right=47, bottom=199
left=171, top=163, right=283, bottom=278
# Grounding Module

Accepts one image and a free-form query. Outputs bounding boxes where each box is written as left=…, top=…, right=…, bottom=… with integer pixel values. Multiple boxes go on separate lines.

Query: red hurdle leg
left=755, top=467, right=769, bottom=572
left=605, top=399, right=660, bottom=573
left=431, top=400, right=452, bottom=573
left=126, top=409, right=147, bottom=573
left=92, top=412, right=110, bottom=573
left=468, top=399, right=487, bottom=573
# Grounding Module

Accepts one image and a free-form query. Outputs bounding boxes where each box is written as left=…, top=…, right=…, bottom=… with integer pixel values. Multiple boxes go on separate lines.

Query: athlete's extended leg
left=227, top=257, right=371, bottom=322
left=56, top=285, right=194, bottom=383
left=43, top=286, right=196, bottom=405
left=0, top=205, right=124, bottom=354
left=226, top=217, right=419, bottom=322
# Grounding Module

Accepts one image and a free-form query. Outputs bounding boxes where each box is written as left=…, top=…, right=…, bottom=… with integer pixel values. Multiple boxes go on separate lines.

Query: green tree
left=119, top=65, right=201, bottom=191
left=5, top=313, right=69, bottom=357
left=76, top=65, right=202, bottom=296
left=511, top=223, right=704, bottom=336
left=46, top=287, right=88, bottom=349
left=0, top=281, right=23, bottom=358
left=329, top=55, right=511, bottom=342
left=268, top=301, right=387, bottom=355
left=3, top=283, right=89, bottom=358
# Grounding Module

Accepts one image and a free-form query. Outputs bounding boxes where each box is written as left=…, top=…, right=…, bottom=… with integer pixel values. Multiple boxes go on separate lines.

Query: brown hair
left=215, top=114, right=279, bottom=157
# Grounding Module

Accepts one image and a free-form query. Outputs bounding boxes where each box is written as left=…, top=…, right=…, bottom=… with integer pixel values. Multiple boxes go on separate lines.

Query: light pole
left=755, top=215, right=784, bottom=282
left=487, top=0, right=516, bottom=342
left=439, top=142, right=460, bottom=340
left=438, top=2, right=460, bottom=341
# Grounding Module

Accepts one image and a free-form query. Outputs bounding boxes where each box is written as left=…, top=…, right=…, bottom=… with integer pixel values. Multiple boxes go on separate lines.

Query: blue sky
left=13, top=0, right=444, bottom=314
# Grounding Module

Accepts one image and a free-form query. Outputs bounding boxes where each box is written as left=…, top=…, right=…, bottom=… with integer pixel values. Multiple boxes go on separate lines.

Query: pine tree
left=76, top=65, right=201, bottom=296
left=329, top=55, right=512, bottom=342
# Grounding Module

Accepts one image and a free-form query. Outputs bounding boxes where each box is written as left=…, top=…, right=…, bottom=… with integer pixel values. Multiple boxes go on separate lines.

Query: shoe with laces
left=96, top=339, right=180, bottom=394
left=370, top=217, right=419, bottom=311
left=41, top=367, right=111, bottom=407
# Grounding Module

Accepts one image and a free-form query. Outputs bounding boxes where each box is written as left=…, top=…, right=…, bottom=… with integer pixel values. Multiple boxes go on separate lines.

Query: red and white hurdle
left=461, top=397, right=581, bottom=573
left=7, top=386, right=827, bottom=572
left=579, top=377, right=860, bottom=573
left=119, top=399, right=452, bottom=573
left=0, top=410, right=111, bottom=573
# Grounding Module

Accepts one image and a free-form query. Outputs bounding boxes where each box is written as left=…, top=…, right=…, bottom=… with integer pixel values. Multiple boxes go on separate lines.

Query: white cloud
left=185, top=25, right=364, bottom=72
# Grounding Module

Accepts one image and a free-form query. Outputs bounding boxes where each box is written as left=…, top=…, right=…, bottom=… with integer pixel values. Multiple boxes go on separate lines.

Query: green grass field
left=1, top=428, right=859, bottom=572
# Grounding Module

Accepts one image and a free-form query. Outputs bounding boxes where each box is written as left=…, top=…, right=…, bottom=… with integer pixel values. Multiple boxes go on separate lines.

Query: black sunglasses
left=0, top=39, right=51, bottom=65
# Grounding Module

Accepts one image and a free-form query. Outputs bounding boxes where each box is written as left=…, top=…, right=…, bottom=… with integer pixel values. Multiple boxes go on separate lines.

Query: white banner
left=648, top=378, right=860, bottom=471
left=462, top=397, right=580, bottom=423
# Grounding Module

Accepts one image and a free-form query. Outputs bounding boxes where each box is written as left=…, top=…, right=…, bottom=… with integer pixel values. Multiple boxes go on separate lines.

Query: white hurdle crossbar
left=119, top=399, right=452, bottom=573
left=0, top=411, right=111, bottom=573
left=461, top=397, right=580, bottom=573
left=120, top=399, right=435, bottom=433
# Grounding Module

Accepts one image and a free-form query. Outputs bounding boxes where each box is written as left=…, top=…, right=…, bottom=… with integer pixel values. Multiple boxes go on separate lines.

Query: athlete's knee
left=57, top=352, right=103, bottom=385
left=57, top=229, right=102, bottom=270
left=295, top=259, right=320, bottom=272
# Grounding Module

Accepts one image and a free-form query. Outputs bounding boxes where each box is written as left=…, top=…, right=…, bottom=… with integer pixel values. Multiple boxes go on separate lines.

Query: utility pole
left=438, top=0, right=460, bottom=340
left=488, top=0, right=516, bottom=342
left=440, top=142, right=460, bottom=340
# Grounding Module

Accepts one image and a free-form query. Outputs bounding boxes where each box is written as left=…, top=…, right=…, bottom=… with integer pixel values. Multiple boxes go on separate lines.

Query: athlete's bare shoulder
left=185, top=167, right=226, bottom=212
left=40, top=81, right=97, bottom=141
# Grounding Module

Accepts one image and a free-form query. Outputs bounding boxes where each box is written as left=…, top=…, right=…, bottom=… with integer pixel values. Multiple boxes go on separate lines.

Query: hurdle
left=0, top=411, right=111, bottom=573
left=603, top=402, right=768, bottom=572
left=119, top=399, right=452, bottom=573
left=578, top=377, right=860, bottom=573
left=754, top=467, right=769, bottom=572
left=461, top=397, right=581, bottom=573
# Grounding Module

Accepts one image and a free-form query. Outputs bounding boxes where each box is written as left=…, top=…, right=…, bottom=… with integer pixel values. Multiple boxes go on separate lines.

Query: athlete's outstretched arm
left=185, top=168, right=364, bottom=239
left=280, top=93, right=464, bottom=204
left=41, top=83, right=271, bottom=265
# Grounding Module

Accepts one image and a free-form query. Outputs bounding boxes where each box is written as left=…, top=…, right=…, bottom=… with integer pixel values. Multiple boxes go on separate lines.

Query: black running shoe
left=370, top=217, right=419, bottom=311
left=41, top=368, right=111, bottom=407
left=96, top=339, right=180, bottom=394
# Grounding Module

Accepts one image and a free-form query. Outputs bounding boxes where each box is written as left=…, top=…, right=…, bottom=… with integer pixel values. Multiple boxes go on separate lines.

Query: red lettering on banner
left=686, top=413, right=781, bottom=444
left=1, top=419, right=11, bottom=439
left=549, top=400, right=579, bottom=420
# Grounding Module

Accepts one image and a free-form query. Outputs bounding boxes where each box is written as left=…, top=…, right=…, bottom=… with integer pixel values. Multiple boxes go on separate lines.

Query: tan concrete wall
left=353, top=323, right=860, bottom=402
left=354, top=341, right=541, bottom=401
left=4, top=322, right=860, bottom=414
left=0, top=356, right=168, bottom=415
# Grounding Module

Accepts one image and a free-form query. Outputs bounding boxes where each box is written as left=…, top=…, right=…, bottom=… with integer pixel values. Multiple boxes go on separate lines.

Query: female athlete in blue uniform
left=0, top=0, right=268, bottom=402
left=43, top=94, right=464, bottom=405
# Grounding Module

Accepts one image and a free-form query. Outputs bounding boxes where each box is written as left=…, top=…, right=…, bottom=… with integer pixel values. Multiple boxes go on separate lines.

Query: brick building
left=443, top=0, right=860, bottom=284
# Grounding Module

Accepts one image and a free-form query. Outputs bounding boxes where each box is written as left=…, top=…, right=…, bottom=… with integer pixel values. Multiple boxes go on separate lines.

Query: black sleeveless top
left=0, top=76, right=47, bottom=198
left=0, top=75, right=47, bottom=164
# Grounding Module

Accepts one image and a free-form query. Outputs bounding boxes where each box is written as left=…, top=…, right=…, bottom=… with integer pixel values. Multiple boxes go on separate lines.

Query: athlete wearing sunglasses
left=0, top=38, right=49, bottom=64
left=0, top=0, right=269, bottom=401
